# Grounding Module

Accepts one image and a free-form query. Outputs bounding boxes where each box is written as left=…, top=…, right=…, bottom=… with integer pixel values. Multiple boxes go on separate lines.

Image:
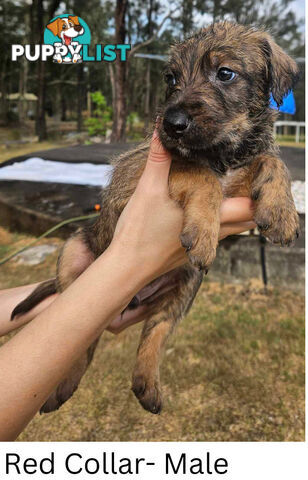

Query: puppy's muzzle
left=163, top=107, right=191, bottom=138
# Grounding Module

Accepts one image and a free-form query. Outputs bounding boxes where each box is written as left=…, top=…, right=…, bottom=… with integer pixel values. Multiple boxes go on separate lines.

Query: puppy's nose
left=163, top=108, right=191, bottom=138
left=74, top=25, right=82, bottom=32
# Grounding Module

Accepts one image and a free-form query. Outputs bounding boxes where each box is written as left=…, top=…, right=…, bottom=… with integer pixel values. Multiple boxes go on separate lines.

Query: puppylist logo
left=11, top=14, right=131, bottom=64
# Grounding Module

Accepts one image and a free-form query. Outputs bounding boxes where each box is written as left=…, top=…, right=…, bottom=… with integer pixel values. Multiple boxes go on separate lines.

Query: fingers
left=219, top=221, right=256, bottom=240
left=138, top=128, right=172, bottom=193
left=220, top=197, right=254, bottom=224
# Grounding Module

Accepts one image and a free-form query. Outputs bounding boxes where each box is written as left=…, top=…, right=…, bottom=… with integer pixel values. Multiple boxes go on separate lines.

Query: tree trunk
left=144, top=62, right=151, bottom=132
left=61, top=94, right=67, bottom=121
left=34, top=0, right=61, bottom=140
left=111, top=0, right=128, bottom=142
left=34, top=0, right=47, bottom=141
left=0, top=60, right=8, bottom=125
left=213, top=0, right=221, bottom=22
left=36, top=56, right=47, bottom=140
left=144, top=0, right=154, bottom=132
left=77, top=64, right=84, bottom=132
left=18, top=5, right=30, bottom=124
left=108, top=63, right=116, bottom=117
left=18, top=62, right=25, bottom=123
left=182, top=0, right=194, bottom=37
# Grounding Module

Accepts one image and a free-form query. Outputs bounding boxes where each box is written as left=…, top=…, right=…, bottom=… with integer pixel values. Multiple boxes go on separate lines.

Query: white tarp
left=0, top=157, right=304, bottom=213
left=0, top=158, right=114, bottom=187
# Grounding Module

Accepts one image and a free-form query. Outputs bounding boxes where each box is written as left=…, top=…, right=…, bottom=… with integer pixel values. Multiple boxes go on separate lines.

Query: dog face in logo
left=47, top=16, right=84, bottom=46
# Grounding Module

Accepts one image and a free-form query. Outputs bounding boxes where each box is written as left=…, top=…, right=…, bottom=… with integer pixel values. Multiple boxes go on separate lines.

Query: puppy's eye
left=164, top=74, right=177, bottom=87
left=62, top=24, right=67, bottom=30
left=69, top=22, right=73, bottom=27
left=217, top=68, right=236, bottom=82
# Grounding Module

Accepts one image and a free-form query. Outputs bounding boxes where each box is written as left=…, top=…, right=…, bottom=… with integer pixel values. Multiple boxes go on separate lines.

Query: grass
left=0, top=142, right=69, bottom=164
left=276, top=135, right=305, bottom=149
left=0, top=227, right=304, bottom=442
left=0, top=124, right=79, bottom=164
left=0, top=125, right=304, bottom=167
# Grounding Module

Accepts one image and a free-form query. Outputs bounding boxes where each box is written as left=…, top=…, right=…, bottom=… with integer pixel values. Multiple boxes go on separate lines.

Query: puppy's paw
left=255, top=202, right=300, bottom=246
left=180, top=222, right=218, bottom=271
left=132, top=373, right=162, bottom=415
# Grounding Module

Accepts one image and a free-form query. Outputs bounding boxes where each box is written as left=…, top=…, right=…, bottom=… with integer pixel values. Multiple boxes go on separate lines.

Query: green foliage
left=85, top=91, right=112, bottom=137
left=127, top=112, right=139, bottom=128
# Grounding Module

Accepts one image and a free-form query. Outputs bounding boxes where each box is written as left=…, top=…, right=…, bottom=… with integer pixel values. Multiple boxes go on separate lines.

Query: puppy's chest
left=218, top=167, right=251, bottom=197
left=170, top=157, right=251, bottom=198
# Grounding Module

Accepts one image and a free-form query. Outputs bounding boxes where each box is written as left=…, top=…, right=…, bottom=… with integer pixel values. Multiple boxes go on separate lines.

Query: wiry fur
left=12, top=22, right=299, bottom=415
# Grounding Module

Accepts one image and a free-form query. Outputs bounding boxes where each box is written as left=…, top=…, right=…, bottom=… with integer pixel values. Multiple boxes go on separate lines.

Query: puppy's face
left=159, top=22, right=298, bottom=161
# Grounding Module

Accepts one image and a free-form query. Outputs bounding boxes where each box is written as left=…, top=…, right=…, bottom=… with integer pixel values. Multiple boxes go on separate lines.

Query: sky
left=158, top=0, right=305, bottom=33
left=292, top=0, right=305, bottom=23
left=194, top=0, right=305, bottom=30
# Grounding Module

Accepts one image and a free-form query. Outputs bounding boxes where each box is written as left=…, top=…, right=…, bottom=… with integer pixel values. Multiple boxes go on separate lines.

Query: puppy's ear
left=47, top=18, right=61, bottom=37
left=68, top=15, right=80, bottom=25
left=261, top=35, right=299, bottom=106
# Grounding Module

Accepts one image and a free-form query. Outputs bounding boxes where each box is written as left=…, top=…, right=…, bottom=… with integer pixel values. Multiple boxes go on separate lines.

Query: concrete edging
left=212, top=235, right=304, bottom=293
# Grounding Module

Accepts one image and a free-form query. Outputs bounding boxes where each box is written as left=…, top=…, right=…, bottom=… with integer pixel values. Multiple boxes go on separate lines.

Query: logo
left=44, top=14, right=90, bottom=63
left=11, top=14, right=130, bottom=63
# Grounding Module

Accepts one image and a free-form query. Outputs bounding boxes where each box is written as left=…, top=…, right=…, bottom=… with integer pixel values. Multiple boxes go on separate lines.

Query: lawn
left=0, top=227, right=304, bottom=441
left=0, top=126, right=304, bottom=166
left=0, top=124, right=78, bottom=164
left=275, top=135, right=305, bottom=149
left=0, top=141, right=67, bottom=164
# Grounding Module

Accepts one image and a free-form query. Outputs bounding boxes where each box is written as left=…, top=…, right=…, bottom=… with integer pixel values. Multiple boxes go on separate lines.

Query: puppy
left=13, top=22, right=299, bottom=415
left=47, top=16, right=84, bottom=63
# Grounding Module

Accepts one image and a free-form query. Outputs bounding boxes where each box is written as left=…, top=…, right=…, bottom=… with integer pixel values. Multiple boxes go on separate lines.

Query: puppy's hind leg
left=41, top=338, right=99, bottom=413
left=41, top=232, right=99, bottom=414
left=132, top=266, right=203, bottom=414
left=56, top=232, right=95, bottom=291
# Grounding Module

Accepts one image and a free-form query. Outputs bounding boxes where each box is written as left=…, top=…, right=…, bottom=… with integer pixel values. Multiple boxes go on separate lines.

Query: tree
left=111, top=0, right=128, bottom=142
left=0, top=0, right=25, bottom=125
left=34, top=0, right=47, bottom=140
left=32, top=0, right=62, bottom=141
left=111, top=0, right=175, bottom=141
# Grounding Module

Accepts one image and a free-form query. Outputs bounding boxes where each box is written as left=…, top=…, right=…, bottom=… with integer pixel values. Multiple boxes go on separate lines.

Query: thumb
left=139, top=129, right=172, bottom=192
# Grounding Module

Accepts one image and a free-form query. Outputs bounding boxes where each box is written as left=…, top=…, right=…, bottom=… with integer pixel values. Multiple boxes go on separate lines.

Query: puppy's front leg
left=251, top=155, right=299, bottom=245
left=170, top=169, right=223, bottom=271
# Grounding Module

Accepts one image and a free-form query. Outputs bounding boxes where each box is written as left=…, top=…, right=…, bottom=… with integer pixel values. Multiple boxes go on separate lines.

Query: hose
left=0, top=213, right=99, bottom=266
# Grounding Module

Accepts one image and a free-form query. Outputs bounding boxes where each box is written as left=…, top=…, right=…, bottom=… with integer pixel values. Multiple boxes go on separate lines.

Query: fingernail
left=155, top=116, right=161, bottom=128
left=152, top=128, right=159, bottom=140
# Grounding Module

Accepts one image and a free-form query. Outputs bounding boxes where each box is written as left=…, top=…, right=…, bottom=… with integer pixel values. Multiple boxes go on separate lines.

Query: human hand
left=112, top=129, right=186, bottom=282
left=111, top=129, right=256, bottom=285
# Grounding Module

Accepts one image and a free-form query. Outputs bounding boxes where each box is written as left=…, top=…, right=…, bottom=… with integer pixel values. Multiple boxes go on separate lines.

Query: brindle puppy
left=12, top=22, right=299, bottom=415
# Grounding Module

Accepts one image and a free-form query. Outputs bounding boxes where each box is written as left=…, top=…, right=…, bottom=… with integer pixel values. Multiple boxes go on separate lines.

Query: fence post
left=295, top=125, right=300, bottom=143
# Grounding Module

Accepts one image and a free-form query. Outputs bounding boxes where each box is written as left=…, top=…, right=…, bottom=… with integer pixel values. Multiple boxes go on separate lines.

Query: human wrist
left=103, top=240, right=153, bottom=298
left=107, top=237, right=186, bottom=294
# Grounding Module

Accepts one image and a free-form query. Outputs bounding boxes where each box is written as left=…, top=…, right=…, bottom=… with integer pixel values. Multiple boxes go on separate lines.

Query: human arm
left=0, top=196, right=254, bottom=335
left=0, top=130, right=184, bottom=440
left=0, top=131, right=255, bottom=440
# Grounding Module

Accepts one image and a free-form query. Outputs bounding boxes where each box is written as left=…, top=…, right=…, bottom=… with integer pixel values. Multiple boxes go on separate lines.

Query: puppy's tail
left=11, top=279, right=57, bottom=321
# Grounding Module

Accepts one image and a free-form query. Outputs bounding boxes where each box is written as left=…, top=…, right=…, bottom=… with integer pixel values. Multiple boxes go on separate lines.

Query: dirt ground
left=0, top=227, right=304, bottom=442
